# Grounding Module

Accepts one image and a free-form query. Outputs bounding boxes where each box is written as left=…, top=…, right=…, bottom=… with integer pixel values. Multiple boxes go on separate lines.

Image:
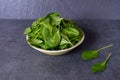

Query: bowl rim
left=26, top=29, right=85, bottom=52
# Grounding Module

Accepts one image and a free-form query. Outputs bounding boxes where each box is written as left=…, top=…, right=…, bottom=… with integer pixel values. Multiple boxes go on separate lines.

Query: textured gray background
left=0, top=20, right=120, bottom=80
left=0, top=0, right=120, bottom=80
left=0, top=0, right=120, bottom=19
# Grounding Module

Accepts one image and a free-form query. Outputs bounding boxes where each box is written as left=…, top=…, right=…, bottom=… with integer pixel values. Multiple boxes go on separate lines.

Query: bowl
left=26, top=28, right=85, bottom=56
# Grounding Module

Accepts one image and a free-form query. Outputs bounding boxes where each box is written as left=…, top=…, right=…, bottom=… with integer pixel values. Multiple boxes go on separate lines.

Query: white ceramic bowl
left=26, top=28, right=85, bottom=56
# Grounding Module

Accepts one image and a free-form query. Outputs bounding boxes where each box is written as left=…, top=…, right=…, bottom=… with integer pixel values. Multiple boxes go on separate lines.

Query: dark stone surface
left=0, top=20, right=120, bottom=80
left=0, top=0, right=120, bottom=19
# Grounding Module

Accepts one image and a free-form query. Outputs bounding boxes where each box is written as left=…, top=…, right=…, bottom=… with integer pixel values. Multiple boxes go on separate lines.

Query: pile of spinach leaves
left=24, top=13, right=83, bottom=50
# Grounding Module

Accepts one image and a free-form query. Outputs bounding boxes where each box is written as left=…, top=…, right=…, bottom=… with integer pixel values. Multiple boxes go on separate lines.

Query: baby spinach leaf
left=42, top=26, right=61, bottom=49
left=61, top=33, right=73, bottom=46
left=47, top=30, right=61, bottom=49
left=91, top=53, right=111, bottom=73
left=30, top=39, right=43, bottom=46
left=60, top=38, right=71, bottom=45
left=62, top=19, right=74, bottom=28
left=69, top=36, right=81, bottom=45
left=62, top=27, right=79, bottom=37
left=82, top=50, right=99, bottom=60
left=24, top=27, right=31, bottom=35
left=59, top=44, right=68, bottom=49
left=81, top=44, right=113, bottom=60
left=50, top=13, right=63, bottom=26
left=42, top=27, right=50, bottom=43
left=32, top=18, right=43, bottom=27
left=40, top=18, right=53, bottom=32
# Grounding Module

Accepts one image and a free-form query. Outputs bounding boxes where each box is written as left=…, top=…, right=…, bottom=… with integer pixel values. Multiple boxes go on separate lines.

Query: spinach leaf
left=91, top=53, right=111, bottom=73
left=47, top=29, right=61, bottom=49
left=81, top=44, right=113, bottom=60
left=32, top=18, right=43, bottom=27
left=59, top=44, right=68, bottom=49
left=30, top=39, right=43, bottom=46
left=62, top=27, right=79, bottom=37
left=50, top=13, right=63, bottom=26
left=60, top=38, right=70, bottom=45
left=24, top=27, right=31, bottom=35
left=60, top=33, right=73, bottom=46
left=42, top=27, right=50, bottom=43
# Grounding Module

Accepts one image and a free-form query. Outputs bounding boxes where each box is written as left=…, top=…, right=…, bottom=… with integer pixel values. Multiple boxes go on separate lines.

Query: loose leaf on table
left=91, top=53, right=112, bottom=73
left=81, top=44, right=113, bottom=60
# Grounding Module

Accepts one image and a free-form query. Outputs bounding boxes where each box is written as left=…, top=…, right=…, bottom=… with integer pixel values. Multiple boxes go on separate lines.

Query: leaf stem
left=98, top=44, right=113, bottom=51
left=103, top=53, right=112, bottom=65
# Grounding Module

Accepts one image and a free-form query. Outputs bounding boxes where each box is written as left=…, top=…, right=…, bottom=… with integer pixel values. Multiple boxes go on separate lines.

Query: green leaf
left=61, top=33, right=73, bottom=46
left=42, top=27, right=50, bottom=43
left=69, top=36, right=81, bottom=45
left=24, top=27, right=31, bottom=35
left=40, top=18, right=53, bottom=33
left=62, top=19, right=75, bottom=27
left=50, top=13, right=63, bottom=26
left=60, top=38, right=70, bottom=45
left=81, top=44, right=113, bottom=60
left=41, top=26, right=61, bottom=49
left=30, top=39, right=43, bottom=46
left=62, top=27, right=79, bottom=37
left=59, top=44, right=68, bottom=49
left=91, top=63, right=106, bottom=73
left=82, top=50, right=99, bottom=60
left=47, top=29, right=61, bottom=49
left=91, top=53, right=111, bottom=73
